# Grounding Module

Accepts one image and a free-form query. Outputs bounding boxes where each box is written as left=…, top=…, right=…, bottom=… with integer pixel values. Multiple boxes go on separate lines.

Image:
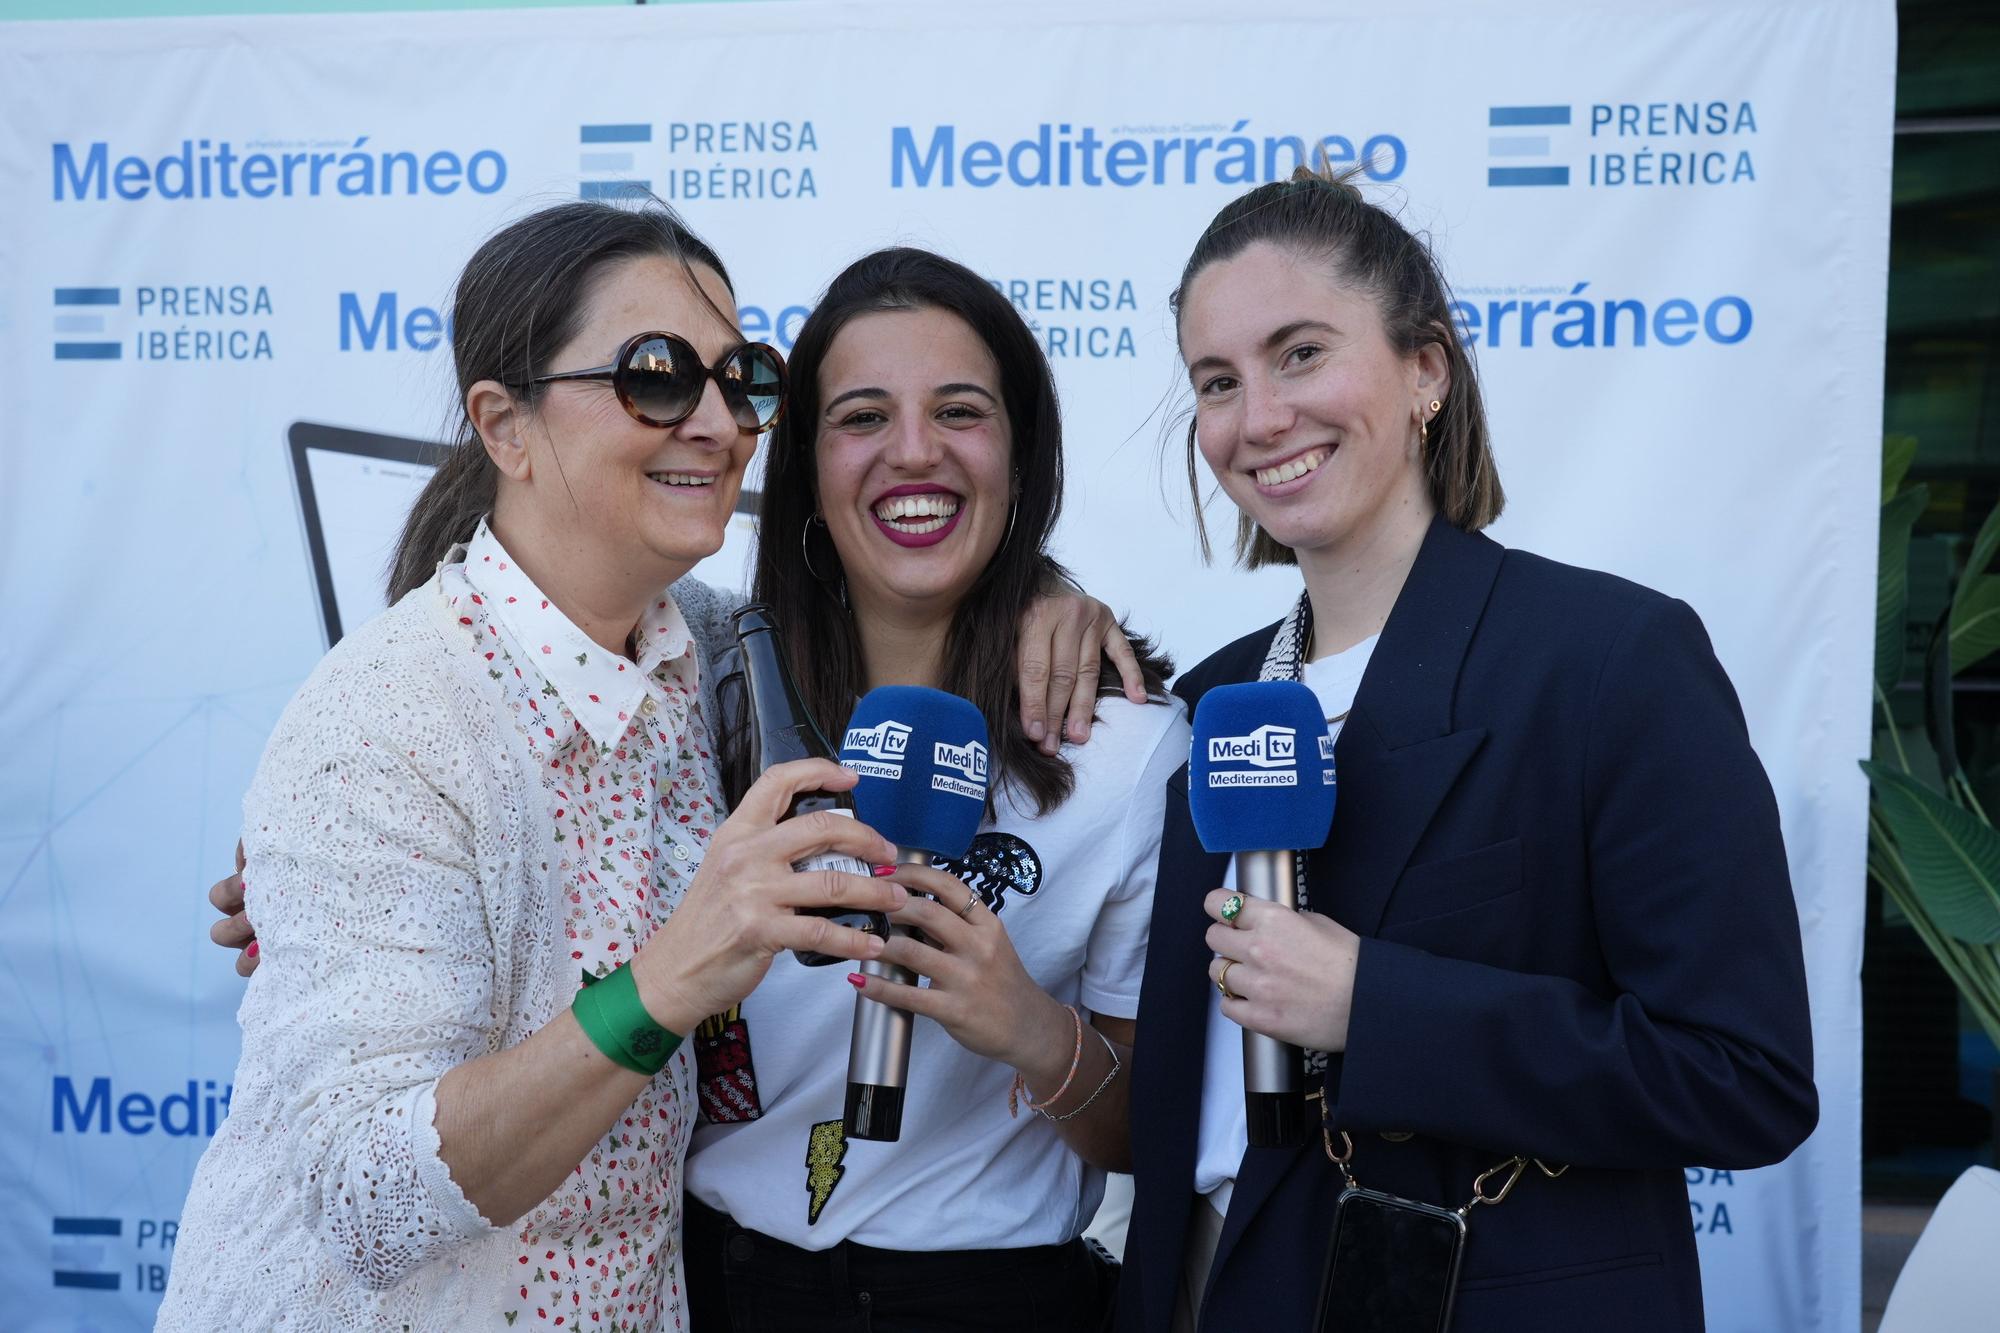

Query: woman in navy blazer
left=1119, top=169, right=1818, bottom=1331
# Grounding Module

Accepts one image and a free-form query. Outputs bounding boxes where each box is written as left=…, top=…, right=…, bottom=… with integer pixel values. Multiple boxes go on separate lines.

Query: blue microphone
left=841, top=685, right=990, bottom=1141
left=1189, top=681, right=1338, bottom=1148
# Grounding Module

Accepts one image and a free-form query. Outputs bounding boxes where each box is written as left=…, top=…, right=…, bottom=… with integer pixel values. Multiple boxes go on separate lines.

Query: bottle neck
left=739, top=624, right=835, bottom=765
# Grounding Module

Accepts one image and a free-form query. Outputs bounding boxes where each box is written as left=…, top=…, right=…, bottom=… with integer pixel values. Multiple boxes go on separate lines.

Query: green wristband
left=572, top=964, right=682, bottom=1076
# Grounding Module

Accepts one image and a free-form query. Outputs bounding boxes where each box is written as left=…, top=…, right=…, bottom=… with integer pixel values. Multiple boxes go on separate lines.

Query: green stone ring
left=1220, top=893, right=1245, bottom=925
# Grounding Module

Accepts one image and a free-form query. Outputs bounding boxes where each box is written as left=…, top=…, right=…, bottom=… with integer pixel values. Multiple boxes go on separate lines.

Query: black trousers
left=684, top=1197, right=1114, bottom=1332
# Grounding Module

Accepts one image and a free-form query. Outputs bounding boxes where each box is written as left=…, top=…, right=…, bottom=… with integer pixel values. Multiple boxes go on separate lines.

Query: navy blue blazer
left=1119, top=516, right=1817, bottom=1332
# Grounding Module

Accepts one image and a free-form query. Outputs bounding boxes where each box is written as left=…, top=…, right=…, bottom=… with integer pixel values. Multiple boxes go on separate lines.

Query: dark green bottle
left=731, top=604, right=887, bottom=965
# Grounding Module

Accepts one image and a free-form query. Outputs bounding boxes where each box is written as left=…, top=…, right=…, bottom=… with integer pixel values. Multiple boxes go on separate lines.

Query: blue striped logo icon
left=580, top=123, right=652, bottom=199
left=1487, top=106, right=1571, bottom=187
left=52, top=1216, right=122, bottom=1291
left=54, top=288, right=122, bottom=360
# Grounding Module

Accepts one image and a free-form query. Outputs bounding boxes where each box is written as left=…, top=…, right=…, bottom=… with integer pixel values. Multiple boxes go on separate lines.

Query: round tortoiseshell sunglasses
left=523, top=331, right=786, bottom=433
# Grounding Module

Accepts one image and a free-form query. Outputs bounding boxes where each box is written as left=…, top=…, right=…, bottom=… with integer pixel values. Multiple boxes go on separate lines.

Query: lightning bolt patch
left=805, top=1119, right=849, bottom=1224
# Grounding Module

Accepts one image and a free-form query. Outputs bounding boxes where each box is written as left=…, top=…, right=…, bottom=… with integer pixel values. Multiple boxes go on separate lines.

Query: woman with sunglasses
left=678, top=247, right=1185, bottom=1332
left=173, top=200, right=1147, bottom=1330
left=160, top=200, right=936, bottom=1330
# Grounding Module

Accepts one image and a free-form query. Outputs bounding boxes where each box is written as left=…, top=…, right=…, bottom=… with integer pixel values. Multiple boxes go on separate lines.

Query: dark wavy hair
left=1171, top=165, right=1504, bottom=566
left=731, top=247, right=1170, bottom=816
left=386, top=197, right=732, bottom=600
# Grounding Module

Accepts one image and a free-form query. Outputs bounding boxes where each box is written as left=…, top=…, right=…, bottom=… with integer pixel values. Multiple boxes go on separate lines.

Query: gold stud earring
left=1429, top=399, right=1442, bottom=414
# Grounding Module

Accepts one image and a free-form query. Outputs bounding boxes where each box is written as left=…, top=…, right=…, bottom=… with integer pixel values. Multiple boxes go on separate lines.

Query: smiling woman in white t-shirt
left=683, top=246, right=1188, bottom=1332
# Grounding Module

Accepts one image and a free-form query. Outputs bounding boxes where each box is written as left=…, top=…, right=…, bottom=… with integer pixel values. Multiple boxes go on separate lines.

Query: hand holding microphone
left=1189, top=681, right=1342, bottom=1149
left=1201, top=892, right=1361, bottom=1054
left=838, top=685, right=992, bottom=1140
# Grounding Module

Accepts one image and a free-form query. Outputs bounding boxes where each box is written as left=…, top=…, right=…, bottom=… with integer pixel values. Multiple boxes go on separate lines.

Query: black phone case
left=1313, top=1186, right=1468, bottom=1333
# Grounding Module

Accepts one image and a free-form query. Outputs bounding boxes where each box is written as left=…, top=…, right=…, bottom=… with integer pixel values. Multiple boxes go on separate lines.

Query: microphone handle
left=844, top=845, right=928, bottom=1140
left=1236, top=848, right=1307, bottom=1148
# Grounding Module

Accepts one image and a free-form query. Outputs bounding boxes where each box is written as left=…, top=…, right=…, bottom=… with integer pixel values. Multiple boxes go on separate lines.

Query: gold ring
left=1220, top=893, right=1245, bottom=925
left=1216, top=959, right=1241, bottom=1001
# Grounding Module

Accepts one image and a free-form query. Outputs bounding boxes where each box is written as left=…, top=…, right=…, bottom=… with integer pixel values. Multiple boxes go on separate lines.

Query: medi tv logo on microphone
left=931, top=740, right=988, bottom=800
left=1206, top=725, right=1299, bottom=786
left=844, top=720, right=913, bottom=778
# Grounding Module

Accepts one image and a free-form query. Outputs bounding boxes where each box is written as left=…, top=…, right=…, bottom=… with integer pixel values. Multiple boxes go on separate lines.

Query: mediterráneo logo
left=1450, top=282, right=1752, bottom=350
left=53, top=1076, right=232, bottom=1136
left=892, top=119, right=1406, bottom=189
left=340, top=291, right=812, bottom=355
left=53, top=136, right=506, bottom=202
left=1207, top=725, right=1299, bottom=787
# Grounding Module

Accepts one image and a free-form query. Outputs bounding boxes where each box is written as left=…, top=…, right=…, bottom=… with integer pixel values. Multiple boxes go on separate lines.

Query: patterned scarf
left=1253, top=590, right=1331, bottom=1079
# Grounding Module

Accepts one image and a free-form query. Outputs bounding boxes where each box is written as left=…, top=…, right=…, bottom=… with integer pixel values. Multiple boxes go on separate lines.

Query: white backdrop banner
left=0, top=1, right=1891, bottom=1328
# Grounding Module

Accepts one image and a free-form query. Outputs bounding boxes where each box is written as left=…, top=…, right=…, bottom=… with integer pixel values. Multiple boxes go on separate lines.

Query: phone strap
left=1319, top=1096, right=1570, bottom=1220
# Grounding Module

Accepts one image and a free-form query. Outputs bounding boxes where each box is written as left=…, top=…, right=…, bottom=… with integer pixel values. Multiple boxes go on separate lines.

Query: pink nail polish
left=873, top=864, right=897, bottom=878
left=246, top=940, right=259, bottom=958
left=847, top=973, right=866, bottom=989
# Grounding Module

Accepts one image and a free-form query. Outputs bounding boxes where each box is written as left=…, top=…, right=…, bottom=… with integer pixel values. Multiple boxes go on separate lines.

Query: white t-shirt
left=688, top=695, right=1190, bottom=1251
left=1193, top=634, right=1378, bottom=1219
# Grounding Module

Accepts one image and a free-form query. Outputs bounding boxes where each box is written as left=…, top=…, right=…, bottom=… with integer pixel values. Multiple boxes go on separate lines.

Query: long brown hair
left=1170, top=165, right=1504, bottom=567
left=733, top=247, right=1170, bottom=817
left=386, top=198, right=733, bottom=600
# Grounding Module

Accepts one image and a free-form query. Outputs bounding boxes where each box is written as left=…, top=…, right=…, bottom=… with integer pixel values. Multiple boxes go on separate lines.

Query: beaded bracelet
left=572, top=963, right=682, bottom=1076
left=1009, top=1004, right=1085, bottom=1118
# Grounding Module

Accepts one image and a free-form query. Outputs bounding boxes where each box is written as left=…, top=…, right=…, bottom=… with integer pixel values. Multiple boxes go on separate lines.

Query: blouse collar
left=460, top=519, right=695, bottom=751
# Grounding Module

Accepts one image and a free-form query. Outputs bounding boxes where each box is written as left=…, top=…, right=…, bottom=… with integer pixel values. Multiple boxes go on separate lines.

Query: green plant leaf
left=1957, top=497, right=2000, bottom=609
left=1953, top=574, right=2000, bottom=676
left=1923, top=612, right=1960, bottom=785
left=1883, top=434, right=1918, bottom=504
left=1862, top=760, right=2000, bottom=944
left=1877, top=484, right=1929, bottom=691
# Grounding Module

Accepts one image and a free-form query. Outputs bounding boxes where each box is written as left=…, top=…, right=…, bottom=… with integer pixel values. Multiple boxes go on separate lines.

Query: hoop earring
left=800, top=514, right=851, bottom=610
left=1002, top=501, right=1019, bottom=550
left=801, top=513, right=835, bottom=584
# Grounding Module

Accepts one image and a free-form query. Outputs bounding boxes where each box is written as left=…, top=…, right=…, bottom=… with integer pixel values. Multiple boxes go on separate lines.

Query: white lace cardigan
left=157, top=572, right=740, bottom=1331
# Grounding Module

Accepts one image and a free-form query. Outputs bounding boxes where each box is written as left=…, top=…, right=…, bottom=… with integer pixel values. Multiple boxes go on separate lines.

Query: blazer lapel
left=1319, top=515, right=1504, bottom=935
left=1316, top=714, right=1487, bottom=937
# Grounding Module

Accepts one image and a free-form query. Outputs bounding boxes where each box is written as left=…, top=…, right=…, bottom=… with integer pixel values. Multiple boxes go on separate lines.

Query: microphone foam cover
left=841, top=685, right=989, bottom=858
left=1188, top=681, right=1337, bottom=853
